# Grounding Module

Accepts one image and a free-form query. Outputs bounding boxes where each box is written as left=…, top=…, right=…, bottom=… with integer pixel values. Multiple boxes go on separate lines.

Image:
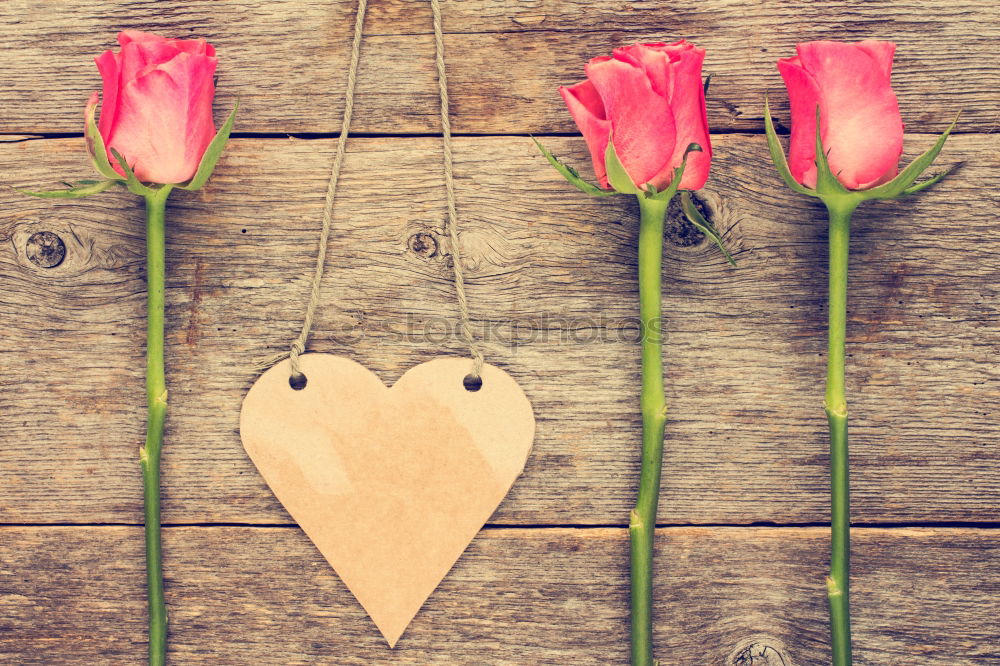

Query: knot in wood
left=728, top=637, right=792, bottom=666
left=407, top=231, right=439, bottom=259
left=25, top=231, right=66, bottom=268
left=665, top=193, right=707, bottom=248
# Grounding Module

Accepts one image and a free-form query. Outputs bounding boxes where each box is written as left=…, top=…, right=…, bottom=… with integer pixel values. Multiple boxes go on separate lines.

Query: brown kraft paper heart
left=240, top=354, right=535, bottom=647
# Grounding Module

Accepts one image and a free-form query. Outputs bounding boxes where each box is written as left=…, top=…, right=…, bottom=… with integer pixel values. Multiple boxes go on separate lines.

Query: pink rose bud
left=777, top=40, right=904, bottom=190
left=93, top=30, right=218, bottom=184
left=560, top=41, right=712, bottom=191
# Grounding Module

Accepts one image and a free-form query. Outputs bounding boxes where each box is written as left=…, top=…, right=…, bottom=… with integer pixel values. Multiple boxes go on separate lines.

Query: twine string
left=431, top=0, right=484, bottom=379
left=264, top=0, right=483, bottom=382
left=282, top=0, right=369, bottom=381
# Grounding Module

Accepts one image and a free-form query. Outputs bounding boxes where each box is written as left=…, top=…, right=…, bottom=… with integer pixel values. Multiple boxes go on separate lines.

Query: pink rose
left=92, top=30, right=218, bottom=184
left=560, top=41, right=712, bottom=191
left=777, top=40, right=904, bottom=190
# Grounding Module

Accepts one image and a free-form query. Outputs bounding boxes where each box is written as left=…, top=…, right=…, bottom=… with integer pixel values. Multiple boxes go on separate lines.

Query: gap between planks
left=2, top=522, right=999, bottom=529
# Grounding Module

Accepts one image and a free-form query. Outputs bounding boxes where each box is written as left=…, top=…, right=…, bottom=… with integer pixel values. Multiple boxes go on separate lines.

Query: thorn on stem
left=823, top=400, right=848, bottom=418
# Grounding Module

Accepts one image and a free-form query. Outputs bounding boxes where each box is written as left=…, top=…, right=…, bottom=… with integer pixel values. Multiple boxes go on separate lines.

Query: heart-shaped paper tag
left=240, top=354, right=534, bottom=646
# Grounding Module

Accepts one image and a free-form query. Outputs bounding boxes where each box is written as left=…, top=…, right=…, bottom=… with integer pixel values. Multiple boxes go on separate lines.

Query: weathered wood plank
left=0, top=0, right=996, bottom=134
left=1, top=526, right=997, bottom=665
left=1, top=134, right=997, bottom=525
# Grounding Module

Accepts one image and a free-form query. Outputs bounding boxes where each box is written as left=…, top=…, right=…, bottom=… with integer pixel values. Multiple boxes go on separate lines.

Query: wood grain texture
left=1, top=526, right=997, bottom=665
left=0, top=0, right=996, bottom=134
left=3, top=1, right=997, bottom=662
left=1, top=133, right=997, bottom=526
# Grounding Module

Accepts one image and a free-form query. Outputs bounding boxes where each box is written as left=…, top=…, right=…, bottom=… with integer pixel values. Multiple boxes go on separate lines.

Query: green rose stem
left=141, top=184, right=173, bottom=666
left=763, top=99, right=960, bottom=666
left=630, top=195, right=670, bottom=666
left=823, top=195, right=858, bottom=666
left=535, top=137, right=732, bottom=666
left=20, top=98, right=237, bottom=666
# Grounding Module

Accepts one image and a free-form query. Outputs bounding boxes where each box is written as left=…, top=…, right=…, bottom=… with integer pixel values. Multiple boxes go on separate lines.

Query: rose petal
left=854, top=40, right=895, bottom=79
left=156, top=53, right=218, bottom=172
left=796, top=41, right=903, bottom=189
left=94, top=50, right=121, bottom=141
left=119, top=29, right=213, bottom=57
left=118, top=30, right=160, bottom=48
left=652, top=43, right=712, bottom=190
left=585, top=54, right=676, bottom=187
left=119, top=40, right=183, bottom=83
left=614, top=44, right=674, bottom=100
left=560, top=80, right=612, bottom=187
left=777, top=55, right=822, bottom=188
left=167, top=38, right=213, bottom=57
left=110, top=52, right=217, bottom=183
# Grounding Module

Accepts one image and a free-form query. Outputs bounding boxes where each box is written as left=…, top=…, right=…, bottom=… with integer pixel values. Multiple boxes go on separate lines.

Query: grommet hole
left=289, top=373, right=308, bottom=390
left=463, top=374, right=483, bottom=392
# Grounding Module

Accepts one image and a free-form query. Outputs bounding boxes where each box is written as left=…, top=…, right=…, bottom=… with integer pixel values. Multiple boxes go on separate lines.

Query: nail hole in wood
left=665, top=193, right=707, bottom=248
left=25, top=231, right=66, bottom=268
left=463, top=374, right=482, bottom=392
left=289, top=373, right=307, bottom=390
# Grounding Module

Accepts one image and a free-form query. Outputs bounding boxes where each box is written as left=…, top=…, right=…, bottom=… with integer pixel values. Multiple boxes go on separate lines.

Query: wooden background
left=2, top=1, right=998, bottom=663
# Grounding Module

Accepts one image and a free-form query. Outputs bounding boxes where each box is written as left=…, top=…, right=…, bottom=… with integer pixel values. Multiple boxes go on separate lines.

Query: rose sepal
left=110, top=148, right=159, bottom=197
left=177, top=99, right=239, bottom=191
left=17, top=178, right=121, bottom=199
left=763, top=96, right=815, bottom=196
left=859, top=112, right=961, bottom=200
left=640, top=143, right=702, bottom=202
left=533, top=137, right=616, bottom=197
left=537, top=133, right=733, bottom=264
left=810, top=108, right=852, bottom=198
left=84, top=92, right=125, bottom=181
left=604, top=137, right=642, bottom=195
left=898, top=160, right=964, bottom=196
left=31, top=96, right=235, bottom=198
left=765, top=99, right=962, bottom=204
left=680, top=190, right=736, bottom=265
left=641, top=143, right=736, bottom=265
